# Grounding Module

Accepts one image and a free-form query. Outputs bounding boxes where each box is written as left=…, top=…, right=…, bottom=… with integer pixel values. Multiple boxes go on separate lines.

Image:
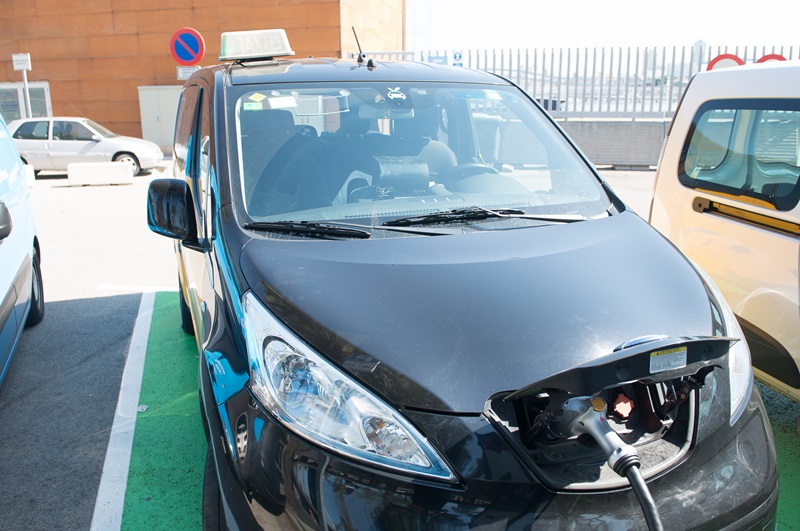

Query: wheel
left=202, top=444, right=225, bottom=531
left=25, top=248, right=45, bottom=327
left=178, top=277, right=195, bottom=336
left=113, top=153, right=141, bottom=175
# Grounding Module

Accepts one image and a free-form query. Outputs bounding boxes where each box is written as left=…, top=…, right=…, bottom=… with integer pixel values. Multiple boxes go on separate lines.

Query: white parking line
left=90, top=292, right=155, bottom=531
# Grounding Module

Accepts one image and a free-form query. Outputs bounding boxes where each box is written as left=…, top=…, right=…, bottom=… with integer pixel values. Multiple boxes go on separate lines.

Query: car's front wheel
left=113, top=153, right=141, bottom=175
left=26, top=247, right=44, bottom=327
left=178, top=277, right=194, bottom=336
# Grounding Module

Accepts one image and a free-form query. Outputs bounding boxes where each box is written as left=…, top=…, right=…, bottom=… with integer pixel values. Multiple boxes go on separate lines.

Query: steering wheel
left=440, top=163, right=499, bottom=184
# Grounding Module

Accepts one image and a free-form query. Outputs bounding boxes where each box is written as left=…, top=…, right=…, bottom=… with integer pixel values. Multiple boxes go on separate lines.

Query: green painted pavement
left=758, top=383, right=800, bottom=529
left=120, top=292, right=800, bottom=528
left=121, top=292, right=205, bottom=530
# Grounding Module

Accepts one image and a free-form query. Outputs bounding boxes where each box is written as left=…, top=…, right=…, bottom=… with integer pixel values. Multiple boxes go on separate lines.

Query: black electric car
left=147, top=30, right=778, bottom=530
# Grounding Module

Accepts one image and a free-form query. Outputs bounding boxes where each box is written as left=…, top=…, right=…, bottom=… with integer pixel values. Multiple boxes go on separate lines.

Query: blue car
left=0, top=114, right=44, bottom=386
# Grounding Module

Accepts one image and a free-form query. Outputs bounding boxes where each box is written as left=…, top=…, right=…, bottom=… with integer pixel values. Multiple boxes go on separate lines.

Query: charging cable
left=552, top=396, right=664, bottom=531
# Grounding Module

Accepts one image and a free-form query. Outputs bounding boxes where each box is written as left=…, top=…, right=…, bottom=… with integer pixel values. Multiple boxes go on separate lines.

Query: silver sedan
left=8, top=117, right=164, bottom=175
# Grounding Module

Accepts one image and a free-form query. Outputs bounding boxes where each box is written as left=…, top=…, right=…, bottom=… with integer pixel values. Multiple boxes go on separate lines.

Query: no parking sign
left=707, top=52, right=787, bottom=70
left=170, top=27, right=205, bottom=67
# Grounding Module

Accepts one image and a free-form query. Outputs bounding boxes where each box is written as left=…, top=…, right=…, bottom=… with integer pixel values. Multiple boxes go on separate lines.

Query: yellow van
left=650, top=61, right=800, bottom=402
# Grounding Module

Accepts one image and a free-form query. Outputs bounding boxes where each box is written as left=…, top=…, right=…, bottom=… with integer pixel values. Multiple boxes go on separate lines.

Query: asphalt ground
left=0, top=166, right=797, bottom=529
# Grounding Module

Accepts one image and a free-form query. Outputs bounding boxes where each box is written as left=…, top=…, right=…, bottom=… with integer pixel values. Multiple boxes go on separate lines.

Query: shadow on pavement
left=0, top=293, right=141, bottom=531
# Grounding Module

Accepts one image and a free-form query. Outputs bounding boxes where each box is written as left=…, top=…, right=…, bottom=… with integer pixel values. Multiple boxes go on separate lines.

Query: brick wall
left=0, top=0, right=404, bottom=137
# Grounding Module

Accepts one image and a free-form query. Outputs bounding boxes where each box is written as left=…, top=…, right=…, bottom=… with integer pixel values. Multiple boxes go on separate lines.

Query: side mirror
left=91, top=135, right=101, bottom=142
left=146, top=179, right=199, bottom=246
left=0, top=201, right=11, bottom=241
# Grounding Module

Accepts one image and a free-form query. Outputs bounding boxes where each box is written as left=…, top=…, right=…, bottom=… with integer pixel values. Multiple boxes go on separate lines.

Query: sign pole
left=12, top=53, right=33, bottom=118
left=21, top=69, right=32, bottom=119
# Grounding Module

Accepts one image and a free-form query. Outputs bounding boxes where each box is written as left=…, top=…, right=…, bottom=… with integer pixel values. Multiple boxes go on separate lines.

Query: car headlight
left=242, top=291, right=456, bottom=481
left=694, top=265, right=753, bottom=425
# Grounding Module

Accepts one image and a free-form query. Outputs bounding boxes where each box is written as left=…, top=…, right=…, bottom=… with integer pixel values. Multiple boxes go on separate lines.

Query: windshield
left=83, top=119, right=118, bottom=138
left=230, top=82, right=609, bottom=226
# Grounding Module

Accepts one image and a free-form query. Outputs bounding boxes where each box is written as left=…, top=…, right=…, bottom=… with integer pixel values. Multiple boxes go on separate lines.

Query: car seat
left=240, top=109, right=305, bottom=206
left=389, top=105, right=457, bottom=180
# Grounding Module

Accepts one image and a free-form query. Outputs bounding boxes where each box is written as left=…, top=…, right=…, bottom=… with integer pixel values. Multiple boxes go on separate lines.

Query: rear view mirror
left=146, top=179, right=198, bottom=246
left=358, top=104, right=415, bottom=121
left=0, top=201, right=11, bottom=241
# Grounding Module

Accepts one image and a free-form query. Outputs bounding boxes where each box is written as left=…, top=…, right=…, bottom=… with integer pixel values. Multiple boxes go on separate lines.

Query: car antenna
left=352, top=27, right=375, bottom=68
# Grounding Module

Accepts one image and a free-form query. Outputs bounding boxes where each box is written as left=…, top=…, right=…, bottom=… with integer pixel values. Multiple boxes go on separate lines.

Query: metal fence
left=355, top=45, right=800, bottom=118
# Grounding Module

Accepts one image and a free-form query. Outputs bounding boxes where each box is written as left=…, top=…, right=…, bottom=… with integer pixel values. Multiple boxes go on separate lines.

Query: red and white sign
left=706, top=54, right=745, bottom=71
left=170, top=27, right=206, bottom=67
left=756, top=54, right=787, bottom=63
left=708, top=53, right=788, bottom=71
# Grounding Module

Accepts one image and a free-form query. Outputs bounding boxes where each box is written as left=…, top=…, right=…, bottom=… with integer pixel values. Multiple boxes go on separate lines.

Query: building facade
left=0, top=0, right=404, bottom=138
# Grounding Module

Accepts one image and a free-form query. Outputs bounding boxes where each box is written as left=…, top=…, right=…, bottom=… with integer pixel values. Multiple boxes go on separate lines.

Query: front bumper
left=205, top=375, right=777, bottom=531
left=138, top=148, right=164, bottom=170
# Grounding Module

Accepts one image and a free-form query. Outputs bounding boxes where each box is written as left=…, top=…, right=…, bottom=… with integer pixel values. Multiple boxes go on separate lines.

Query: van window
left=174, top=85, right=200, bottom=175
left=679, top=99, right=800, bottom=211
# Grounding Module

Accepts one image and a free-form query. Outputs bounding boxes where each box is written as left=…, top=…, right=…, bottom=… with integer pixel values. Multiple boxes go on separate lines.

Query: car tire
left=179, top=277, right=195, bottom=336
left=25, top=248, right=45, bottom=327
left=202, top=444, right=225, bottom=531
left=113, top=153, right=141, bottom=176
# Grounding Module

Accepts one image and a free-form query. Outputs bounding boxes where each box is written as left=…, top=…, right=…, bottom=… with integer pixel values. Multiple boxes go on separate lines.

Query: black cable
left=624, top=465, right=664, bottom=531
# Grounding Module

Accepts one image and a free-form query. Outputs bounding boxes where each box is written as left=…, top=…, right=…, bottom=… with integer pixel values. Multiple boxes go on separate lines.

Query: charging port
left=488, top=377, right=699, bottom=491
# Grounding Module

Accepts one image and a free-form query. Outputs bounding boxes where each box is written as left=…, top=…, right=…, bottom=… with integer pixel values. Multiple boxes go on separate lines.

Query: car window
left=174, top=85, right=200, bottom=175
left=229, top=82, right=607, bottom=224
left=83, top=119, right=116, bottom=138
left=199, top=88, right=212, bottom=241
left=12, top=121, right=49, bottom=140
left=53, top=121, right=94, bottom=141
left=680, top=99, right=800, bottom=211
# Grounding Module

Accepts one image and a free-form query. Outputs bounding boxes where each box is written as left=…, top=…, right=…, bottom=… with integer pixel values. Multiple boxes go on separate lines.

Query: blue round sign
left=170, top=27, right=205, bottom=67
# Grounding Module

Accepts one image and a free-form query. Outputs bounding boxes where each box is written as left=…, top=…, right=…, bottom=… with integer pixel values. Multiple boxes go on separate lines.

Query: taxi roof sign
left=219, top=29, right=295, bottom=62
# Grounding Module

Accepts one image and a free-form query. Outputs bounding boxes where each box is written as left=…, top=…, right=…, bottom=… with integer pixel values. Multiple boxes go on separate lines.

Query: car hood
left=101, top=135, right=159, bottom=151
left=240, top=212, right=714, bottom=413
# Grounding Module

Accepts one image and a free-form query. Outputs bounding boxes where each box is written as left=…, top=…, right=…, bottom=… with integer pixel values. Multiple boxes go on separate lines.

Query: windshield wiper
left=381, top=206, right=587, bottom=227
left=244, top=221, right=371, bottom=239
left=245, top=207, right=588, bottom=238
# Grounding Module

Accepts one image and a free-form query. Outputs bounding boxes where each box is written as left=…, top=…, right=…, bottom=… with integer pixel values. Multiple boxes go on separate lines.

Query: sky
left=406, top=0, right=800, bottom=51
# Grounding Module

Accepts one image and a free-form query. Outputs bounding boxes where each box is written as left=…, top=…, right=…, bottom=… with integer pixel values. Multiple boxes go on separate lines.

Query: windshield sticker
left=267, top=95, right=297, bottom=109
left=386, top=87, right=407, bottom=101
left=485, top=90, right=503, bottom=100
left=242, top=93, right=297, bottom=111
left=649, top=346, right=687, bottom=374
